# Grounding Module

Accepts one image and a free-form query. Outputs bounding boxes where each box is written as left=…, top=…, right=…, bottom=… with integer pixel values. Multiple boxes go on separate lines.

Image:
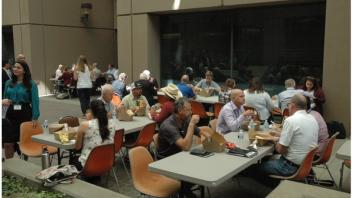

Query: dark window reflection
left=160, top=2, right=325, bottom=95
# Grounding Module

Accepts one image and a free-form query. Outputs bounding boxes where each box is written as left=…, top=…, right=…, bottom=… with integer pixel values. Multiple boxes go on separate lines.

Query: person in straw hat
left=150, top=83, right=182, bottom=124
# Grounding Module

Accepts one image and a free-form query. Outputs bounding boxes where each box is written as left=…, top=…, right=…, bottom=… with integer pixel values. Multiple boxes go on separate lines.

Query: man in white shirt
left=216, top=89, right=254, bottom=134
left=258, top=94, right=318, bottom=176
left=277, top=79, right=304, bottom=110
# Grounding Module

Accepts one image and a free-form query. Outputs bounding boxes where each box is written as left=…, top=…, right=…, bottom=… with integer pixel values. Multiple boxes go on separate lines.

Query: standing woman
left=2, top=61, right=40, bottom=159
left=74, top=55, right=93, bottom=116
left=302, top=76, right=325, bottom=115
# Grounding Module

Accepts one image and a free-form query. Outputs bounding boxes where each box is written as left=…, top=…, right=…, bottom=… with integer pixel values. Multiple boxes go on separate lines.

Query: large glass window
left=160, top=2, right=325, bottom=95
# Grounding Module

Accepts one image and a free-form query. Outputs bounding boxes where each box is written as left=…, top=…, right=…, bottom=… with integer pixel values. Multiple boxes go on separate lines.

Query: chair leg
left=206, top=187, right=211, bottom=198
left=324, top=164, right=337, bottom=188
left=339, top=162, right=344, bottom=191
left=119, top=151, right=131, bottom=179
left=112, top=168, right=120, bottom=192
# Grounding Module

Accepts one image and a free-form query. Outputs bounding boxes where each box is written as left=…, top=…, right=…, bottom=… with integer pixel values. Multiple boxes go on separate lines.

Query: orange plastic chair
left=214, top=102, right=224, bottom=118
left=114, top=129, right=130, bottom=178
left=312, top=132, right=339, bottom=187
left=129, top=146, right=181, bottom=197
left=58, top=116, right=80, bottom=127
left=19, top=122, right=58, bottom=160
left=157, top=95, right=168, bottom=105
left=190, top=100, right=214, bottom=120
left=81, top=144, right=119, bottom=188
left=124, top=122, right=156, bottom=149
left=112, top=94, right=122, bottom=106
left=269, top=146, right=318, bottom=182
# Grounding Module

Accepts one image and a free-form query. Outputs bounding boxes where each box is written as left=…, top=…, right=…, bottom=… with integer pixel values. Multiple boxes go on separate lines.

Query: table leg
left=57, top=148, right=61, bottom=165
left=339, top=161, right=344, bottom=191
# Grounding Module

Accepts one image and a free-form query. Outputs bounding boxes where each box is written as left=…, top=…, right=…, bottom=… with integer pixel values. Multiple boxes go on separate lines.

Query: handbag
left=36, top=165, right=79, bottom=187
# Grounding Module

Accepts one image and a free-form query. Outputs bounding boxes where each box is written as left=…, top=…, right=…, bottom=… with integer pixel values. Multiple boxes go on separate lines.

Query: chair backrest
left=157, top=95, right=168, bottom=105
left=20, top=121, right=43, bottom=145
left=58, top=116, right=80, bottom=127
left=283, top=108, right=290, bottom=117
left=314, top=132, right=339, bottom=164
left=209, top=118, right=217, bottom=132
left=129, top=146, right=154, bottom=183
left=112, top=94, right=121, bottom=106
left=135, top=122, right=156, bottom=147
left=214, top=102, right=223, bottom=118
left=190, top=100, right=208, bottom=118
left=292, top=146, right=318, bottom=180
left=81, top=144, right=115, bottom=177
left=114, top=128, right=125, bottom=153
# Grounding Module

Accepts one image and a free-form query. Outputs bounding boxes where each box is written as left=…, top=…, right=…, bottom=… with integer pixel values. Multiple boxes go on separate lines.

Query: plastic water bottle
left=264, top=119, right=269, bottom=130
left=112, top=110, right=117, bottom=130
left=41, top=147, right=50, bottom=170
left=43, top=120, right=49, bottom=134
left=238, top=130, right=244, bottom=149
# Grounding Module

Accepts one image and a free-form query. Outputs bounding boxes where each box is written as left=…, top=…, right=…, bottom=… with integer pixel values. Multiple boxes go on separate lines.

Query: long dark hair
left=11, top=61, right=32, bottom=92
left=303, top=76, right=319, bottom=91
left=248, top=77, right=264, bottom=93
left=90, top=99, right=110, bottom=141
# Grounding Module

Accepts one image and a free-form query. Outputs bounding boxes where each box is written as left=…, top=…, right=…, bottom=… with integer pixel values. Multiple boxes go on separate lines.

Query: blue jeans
left=258, top=156, right=298, bottom=176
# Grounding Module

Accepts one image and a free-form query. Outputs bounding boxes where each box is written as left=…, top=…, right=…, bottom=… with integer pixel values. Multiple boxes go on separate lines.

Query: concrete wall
left=3, top=0, right=116, bottom=96
left=323, top=0, right=350, bottom=135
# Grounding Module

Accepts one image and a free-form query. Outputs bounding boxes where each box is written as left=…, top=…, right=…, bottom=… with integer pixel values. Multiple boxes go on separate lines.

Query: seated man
left=98, top=84, right=116, bottom=118
left=216, top=89, right=254, bottom=134
left=177, top=75, right=196, bottom=99
left=195, top=70, right=221, bottom=95
left=119, top=82, right=150, bottom=116
left=258, top=94, right=318, bottom=177
left=306, top=97, right=329, bottom=158
left=278, top=78, right=304, bottom=110
left=157, top=97, right=200, bottom=159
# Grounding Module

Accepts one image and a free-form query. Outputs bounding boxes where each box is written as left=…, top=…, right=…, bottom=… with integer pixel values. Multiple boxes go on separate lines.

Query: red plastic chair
left=269, top=146, right=318, bottom=182
left=190, top=100, right=214, bottom=120
left=81, top=144, right=119, bottom=188
left=312, top=132, right=339, bottom=187
left=214, top=102, right=224, bottom=118
left=114, top=129, right=130, bottom=178
left=124, top=122, right=157, bottom=149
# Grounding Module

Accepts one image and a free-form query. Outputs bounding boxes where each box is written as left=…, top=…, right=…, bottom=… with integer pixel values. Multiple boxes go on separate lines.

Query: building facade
left=2, top=0, right=350, bottom=134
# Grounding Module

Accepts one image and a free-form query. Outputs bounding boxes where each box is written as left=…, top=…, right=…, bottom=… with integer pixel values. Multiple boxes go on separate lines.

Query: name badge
left=13, top=104, right=22, bottom=110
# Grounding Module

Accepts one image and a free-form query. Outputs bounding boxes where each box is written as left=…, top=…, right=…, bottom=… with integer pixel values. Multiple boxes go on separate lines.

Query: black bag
left=327, top=121, right=346, bottom=139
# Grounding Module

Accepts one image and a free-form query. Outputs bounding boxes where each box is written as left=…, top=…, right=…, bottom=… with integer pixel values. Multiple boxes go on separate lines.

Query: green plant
left=2, top=176, right=66, bottom=198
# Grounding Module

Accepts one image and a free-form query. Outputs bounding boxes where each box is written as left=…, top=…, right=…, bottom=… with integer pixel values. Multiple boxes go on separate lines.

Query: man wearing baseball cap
left=119, top=81, right=150, bottom=116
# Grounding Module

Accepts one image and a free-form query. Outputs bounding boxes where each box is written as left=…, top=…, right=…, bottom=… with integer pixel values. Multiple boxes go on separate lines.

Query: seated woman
left=150, top=83, right=182, bottom=125
left=74, top=99, right=116, bottom=170
left=244, top=77, right=275, bottom=122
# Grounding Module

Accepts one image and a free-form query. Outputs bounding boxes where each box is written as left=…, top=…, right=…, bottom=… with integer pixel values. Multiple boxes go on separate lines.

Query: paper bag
left=203, top=132, right=226, bottom=152
left=135, top=99, right=147, bottom=116
left=198, top=88, right=213, bottom=97
left=117, top=108, right=133, bottom=121
left=54, top=130, right=77, bottom=143
left=249, top=132, right=275, bottom=146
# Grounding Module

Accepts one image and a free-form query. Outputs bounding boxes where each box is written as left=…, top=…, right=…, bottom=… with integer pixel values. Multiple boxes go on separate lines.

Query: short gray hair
left=290, top=94, right=307, bottom=110
left=101, top=84, right=113, bottom=95
left=285, top=79, right=296, bottom=88
left=140, top=72, right=148, bottom=80
left=174, top=97, right=189, bottom=113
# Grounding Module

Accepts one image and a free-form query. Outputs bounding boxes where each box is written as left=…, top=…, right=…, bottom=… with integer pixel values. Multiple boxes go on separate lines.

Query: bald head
left=230, top=89, right=245, bottom=107
left=181, top=75, right=189, bottom=83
